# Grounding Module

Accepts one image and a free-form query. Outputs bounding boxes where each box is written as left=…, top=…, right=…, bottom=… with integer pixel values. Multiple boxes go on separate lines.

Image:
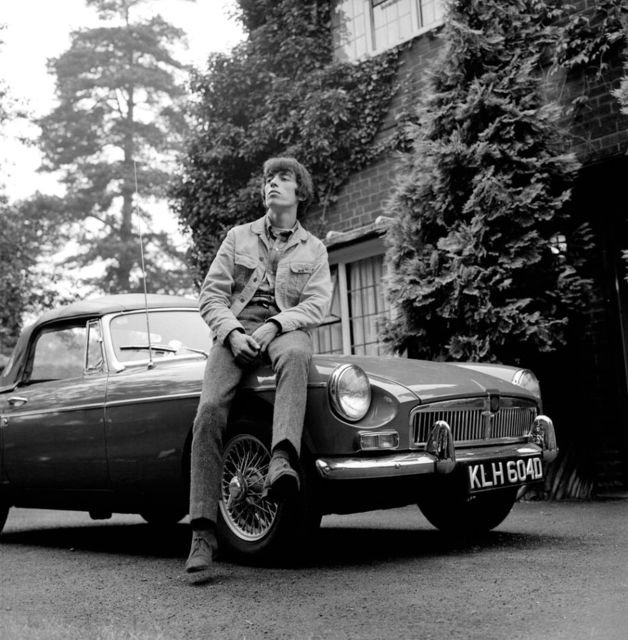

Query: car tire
left=418, top=487, right=518, bottom=535
left=217, top=420, right=320, bottom=562
left=140, top=509, right=186, bottom=527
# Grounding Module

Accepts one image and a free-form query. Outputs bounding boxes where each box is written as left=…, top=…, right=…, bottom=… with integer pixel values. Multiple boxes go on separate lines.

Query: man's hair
left=261, top=157, right=314, bottom=210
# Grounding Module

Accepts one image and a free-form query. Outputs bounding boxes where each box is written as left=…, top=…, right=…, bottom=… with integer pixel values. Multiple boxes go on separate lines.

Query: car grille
left=411, top=396, right=537, bottom=447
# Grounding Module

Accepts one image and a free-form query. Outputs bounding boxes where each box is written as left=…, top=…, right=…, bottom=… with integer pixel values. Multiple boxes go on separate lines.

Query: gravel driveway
left=1, top=498, right=627, bottom=639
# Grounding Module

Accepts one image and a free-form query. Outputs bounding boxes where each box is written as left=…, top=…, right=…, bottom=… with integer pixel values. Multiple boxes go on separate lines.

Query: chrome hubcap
left=219, top=434, right=279, bottom=541
left=228, top=474, right=245, bottom=503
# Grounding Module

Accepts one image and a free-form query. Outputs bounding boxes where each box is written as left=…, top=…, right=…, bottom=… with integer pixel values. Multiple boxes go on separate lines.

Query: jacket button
left=239, top=297, right=244, bottom=302
left=253, top=277, right=257, bottom=282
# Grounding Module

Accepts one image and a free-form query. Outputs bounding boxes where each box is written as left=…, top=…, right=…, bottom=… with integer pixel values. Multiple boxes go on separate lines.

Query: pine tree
left=38, top=0, right=193, bottom=294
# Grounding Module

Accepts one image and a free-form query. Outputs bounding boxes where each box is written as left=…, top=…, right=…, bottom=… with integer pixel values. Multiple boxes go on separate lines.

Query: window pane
left=110, top=310, right=212, bottom=363
left=373, top=0, right=413, bottom=52
left=347, top=255, right=391, bottom=355
left=332, top=0, right=369, bottom=61
left=332, top=0, right=445, bottom=60
left=419, top=0, right=444, bottom=28
left=30, top=325, right=86, bottom=381
left=312, top=266, right=344, bottom=355
left=86, top=320, right=104, bottom=371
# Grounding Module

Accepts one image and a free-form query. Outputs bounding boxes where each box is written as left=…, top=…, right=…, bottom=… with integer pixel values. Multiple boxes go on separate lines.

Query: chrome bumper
left=315, top=414, right=558, bottom=481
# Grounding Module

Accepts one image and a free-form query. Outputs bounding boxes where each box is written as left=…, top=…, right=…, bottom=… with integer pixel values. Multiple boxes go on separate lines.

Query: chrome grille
left=411, top=397, right=537, bottom=447
left=489, top=407, right=535, bottom=439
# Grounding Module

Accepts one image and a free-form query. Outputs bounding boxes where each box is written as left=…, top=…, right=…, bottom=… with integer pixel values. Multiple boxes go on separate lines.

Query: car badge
left=489, top=392, right=500, bottom=414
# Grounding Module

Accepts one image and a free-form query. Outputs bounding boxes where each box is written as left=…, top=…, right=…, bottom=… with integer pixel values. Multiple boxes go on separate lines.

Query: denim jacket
left=199, top=216, right=332, bottom=343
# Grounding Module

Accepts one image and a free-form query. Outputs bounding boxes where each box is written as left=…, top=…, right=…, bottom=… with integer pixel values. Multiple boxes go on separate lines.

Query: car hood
left=311, top=355, right=529, bottom=403
left=130, top=354, right=530, bottom=405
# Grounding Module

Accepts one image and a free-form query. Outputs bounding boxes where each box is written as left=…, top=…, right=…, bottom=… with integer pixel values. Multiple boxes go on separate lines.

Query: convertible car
left=0, top=294, right=557, bottom=558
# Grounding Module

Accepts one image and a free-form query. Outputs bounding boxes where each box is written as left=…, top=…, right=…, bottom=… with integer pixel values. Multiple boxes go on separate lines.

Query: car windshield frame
left=102, top=308, right=212, bottom=371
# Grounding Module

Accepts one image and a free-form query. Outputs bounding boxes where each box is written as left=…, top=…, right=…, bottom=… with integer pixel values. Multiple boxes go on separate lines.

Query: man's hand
left=228, top=330, right=261, bottom=366
left=251, top=322, right=279, bottom=353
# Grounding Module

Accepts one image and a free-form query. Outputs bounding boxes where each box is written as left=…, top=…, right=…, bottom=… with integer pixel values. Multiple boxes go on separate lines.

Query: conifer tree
left=38, top=0, right=192, bottom=294
left=382, top=0, right=593, bottom=365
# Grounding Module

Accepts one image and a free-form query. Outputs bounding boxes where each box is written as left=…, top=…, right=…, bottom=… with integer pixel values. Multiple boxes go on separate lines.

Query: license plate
left=467, top=456, right=543, bottom=492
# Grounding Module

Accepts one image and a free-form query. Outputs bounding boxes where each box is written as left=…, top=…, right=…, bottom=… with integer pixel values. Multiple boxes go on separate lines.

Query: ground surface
left=1, top=499, right=627, bottom=639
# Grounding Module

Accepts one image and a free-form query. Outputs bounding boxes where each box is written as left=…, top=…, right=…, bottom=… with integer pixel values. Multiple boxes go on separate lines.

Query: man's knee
left=277, top=343, right=311, bottom=369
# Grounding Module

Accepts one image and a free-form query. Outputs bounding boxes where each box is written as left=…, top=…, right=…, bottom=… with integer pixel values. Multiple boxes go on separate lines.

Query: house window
left=332, top=0, right=445, bottom=61
left=311, top=267, right=344, bottom=355
left=312, top=253, right=391, bottom=356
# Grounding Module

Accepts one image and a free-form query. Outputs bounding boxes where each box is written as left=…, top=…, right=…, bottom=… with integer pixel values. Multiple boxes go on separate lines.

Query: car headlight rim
left=512, top=368, right=541, bottom=399
left=328, top=364, right=372, bottom=422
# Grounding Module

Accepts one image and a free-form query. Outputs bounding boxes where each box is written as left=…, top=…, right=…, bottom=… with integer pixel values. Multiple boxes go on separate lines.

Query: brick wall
left=566, top=62, right=628, bottom=162
left=303, top=29, right=445, bottom=233
left=303, top=155, right=398, bottom=233
left=556, top=0, right=628, bottom=162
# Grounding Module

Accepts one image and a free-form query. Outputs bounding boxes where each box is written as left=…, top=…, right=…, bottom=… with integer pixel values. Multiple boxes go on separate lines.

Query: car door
left=0, top=319, right=108, bottom=490
left=103, top=309, right=209, bottom=497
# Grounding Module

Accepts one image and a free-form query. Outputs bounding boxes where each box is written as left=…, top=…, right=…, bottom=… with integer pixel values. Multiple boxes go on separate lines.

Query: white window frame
left=327, top=237, right=389, bottom=355
left=333, top=0, right=445, bottom=61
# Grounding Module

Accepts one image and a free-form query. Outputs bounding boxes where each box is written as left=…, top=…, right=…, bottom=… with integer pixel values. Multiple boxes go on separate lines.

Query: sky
left=0, top=0, right=244, bottom=203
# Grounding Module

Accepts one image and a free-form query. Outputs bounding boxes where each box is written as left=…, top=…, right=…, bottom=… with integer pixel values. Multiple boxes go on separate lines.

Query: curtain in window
left=348, top=255, right=389, bottom=355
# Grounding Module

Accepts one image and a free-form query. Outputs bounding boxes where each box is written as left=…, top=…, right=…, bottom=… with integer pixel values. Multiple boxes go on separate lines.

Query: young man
left=186, top=157, right=332, bottom=574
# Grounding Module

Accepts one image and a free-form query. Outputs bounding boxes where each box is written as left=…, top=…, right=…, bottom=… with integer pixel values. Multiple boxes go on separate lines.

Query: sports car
left=0, top=294, right=557, bottom=558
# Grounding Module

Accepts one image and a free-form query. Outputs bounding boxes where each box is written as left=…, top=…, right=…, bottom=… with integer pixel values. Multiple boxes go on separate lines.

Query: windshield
left=109, top=310, right=212, bottom=363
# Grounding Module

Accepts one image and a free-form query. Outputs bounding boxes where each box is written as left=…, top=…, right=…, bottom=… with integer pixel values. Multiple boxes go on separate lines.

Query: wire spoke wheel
left=219, top=433, right=279, bottom=542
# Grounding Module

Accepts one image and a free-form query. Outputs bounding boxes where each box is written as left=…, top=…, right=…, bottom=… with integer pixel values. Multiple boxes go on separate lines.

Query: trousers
left=188, top=304, right=312, bottom=524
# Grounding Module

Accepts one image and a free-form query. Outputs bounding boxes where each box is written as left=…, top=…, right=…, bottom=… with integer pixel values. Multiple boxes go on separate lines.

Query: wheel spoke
left=220, top=433, right=279, bottom=541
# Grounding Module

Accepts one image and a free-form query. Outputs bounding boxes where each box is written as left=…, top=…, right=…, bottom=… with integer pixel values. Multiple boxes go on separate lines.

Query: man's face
left=264, top=169, right=299, bottom=212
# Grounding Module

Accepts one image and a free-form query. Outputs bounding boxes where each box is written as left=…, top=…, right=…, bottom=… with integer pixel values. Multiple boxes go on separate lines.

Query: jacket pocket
left=234, top=253, right=258, bottom=289
left=284, top=261, right=315, bottom=302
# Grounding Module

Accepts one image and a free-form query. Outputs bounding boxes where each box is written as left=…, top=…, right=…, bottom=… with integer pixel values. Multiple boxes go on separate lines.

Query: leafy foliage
left=170, top=0, right=401, bottom=281
left=555, top=0, right=627, bottom=79
left=552, top=0, right=628, bottom=128
left=382, top=0, right=593, bottom=365
left=0, top=30, right=67, bottom=359
left=0, top=195, right=73, bottom=357
left=617, top=61, right=628, bottom=117
left=37, top=0, right=193, bottom=294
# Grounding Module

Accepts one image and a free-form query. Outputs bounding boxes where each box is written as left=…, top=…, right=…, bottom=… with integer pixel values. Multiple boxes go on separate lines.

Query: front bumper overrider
left=314, top=414, right=558, bottom=481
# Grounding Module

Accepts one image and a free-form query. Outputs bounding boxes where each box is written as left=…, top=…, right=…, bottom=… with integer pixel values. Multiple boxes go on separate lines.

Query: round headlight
left=512, top=369, right=541, bottom=398
left=328, top=364, right=372, bottom=422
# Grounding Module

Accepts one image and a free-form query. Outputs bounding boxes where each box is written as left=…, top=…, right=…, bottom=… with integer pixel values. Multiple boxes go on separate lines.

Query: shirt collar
left=265, top=214, right=297, bottom=241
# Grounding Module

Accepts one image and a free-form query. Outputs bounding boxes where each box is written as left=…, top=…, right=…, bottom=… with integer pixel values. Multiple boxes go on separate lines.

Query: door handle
left=8, top=396, right=28, bottom=407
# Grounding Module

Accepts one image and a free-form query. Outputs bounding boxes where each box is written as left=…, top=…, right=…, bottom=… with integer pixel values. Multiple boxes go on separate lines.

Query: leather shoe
left=263, top=455, right=300, bottom=502
left=185, top=530, right=216, bottom=573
